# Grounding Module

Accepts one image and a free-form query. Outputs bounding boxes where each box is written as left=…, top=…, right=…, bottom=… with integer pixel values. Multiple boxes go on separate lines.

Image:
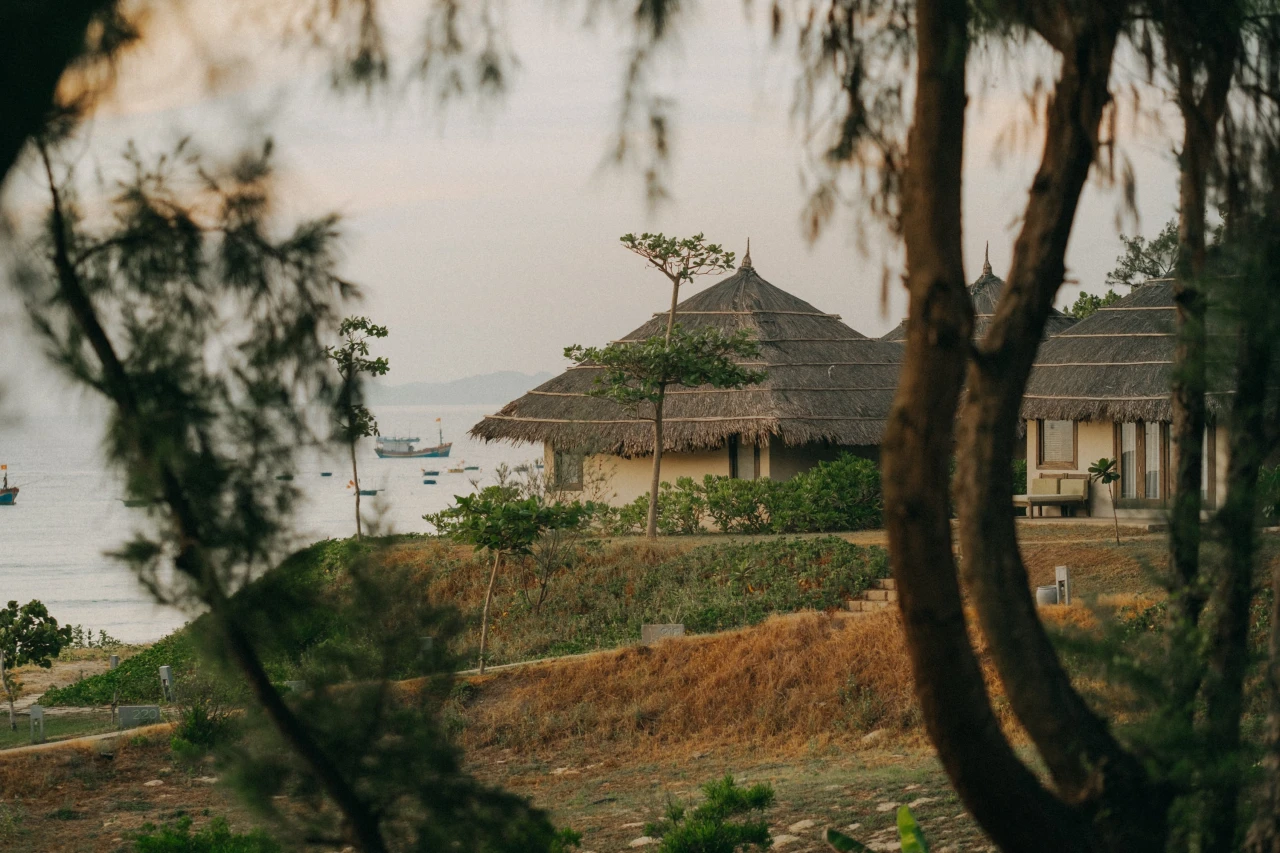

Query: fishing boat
left=447, top=466, right=464, bottom=474
left=358, top=489, right=379, bottom=497
left=375, top=420, right=451, bottom=459
left=463, top=465, right=480, bottom=472
left=422, top=469, right=440, bottom=477
left=0, top=467, right=16, bottom=506
left=422, top=479, right=437, bottom=485
left=320, top=472, right=333, bottom=477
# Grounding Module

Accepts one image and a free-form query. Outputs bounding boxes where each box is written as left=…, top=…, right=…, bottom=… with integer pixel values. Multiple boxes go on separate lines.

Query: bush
left=645, top=776, right=774, bottom=853
left=133, top=816, right=280, bottom=853
left=765, top=455, right=882, bottom=533
left=1261, top=465, right=1280, bottom=522
left=608, top=454, right=884, bottom=536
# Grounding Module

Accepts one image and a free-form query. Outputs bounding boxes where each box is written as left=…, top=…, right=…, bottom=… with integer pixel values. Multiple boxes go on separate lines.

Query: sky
left=0, top=0, right=1185, bottom=402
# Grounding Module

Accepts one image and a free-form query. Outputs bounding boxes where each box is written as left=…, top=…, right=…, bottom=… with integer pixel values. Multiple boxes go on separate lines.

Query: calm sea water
left=0, top=404, right=539, bottom=642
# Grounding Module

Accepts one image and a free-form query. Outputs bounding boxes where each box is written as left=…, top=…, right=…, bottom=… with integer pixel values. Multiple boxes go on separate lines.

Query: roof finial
left=740, top=238, right=752, bottom=270
left=982, top=242, right=992, bottom=276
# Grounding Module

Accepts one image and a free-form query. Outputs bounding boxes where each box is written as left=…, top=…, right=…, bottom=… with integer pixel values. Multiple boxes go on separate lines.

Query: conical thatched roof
left=880, top=249, right=1076, bottom=342
left=1021, top=279, right=1228, bottom=423
left=471, top=258, right=904, bottom=455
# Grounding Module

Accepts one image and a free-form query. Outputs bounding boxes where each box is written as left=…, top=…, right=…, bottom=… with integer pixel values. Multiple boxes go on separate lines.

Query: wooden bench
left=1014, top=475, right=1090, bottom=517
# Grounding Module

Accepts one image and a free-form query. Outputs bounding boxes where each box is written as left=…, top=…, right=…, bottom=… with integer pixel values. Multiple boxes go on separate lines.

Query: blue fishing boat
left=423, top=479, right=437, bottom=485
left=320, top=472, right=333, bottom=477
left=375, top=420, right=451, bottom=459
left=422, top=470, right=440, bottom=476
left=358, top=489, right=379, bottom=496
left=0, top=468, right=16, bottom=505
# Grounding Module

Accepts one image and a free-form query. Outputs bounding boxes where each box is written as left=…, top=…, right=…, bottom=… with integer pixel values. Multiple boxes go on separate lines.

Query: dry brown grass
left=455, top=610, right=1022, bottom=760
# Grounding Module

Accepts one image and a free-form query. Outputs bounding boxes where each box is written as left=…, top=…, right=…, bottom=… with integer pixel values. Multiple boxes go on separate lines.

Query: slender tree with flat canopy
left=328, top=316, right=389, bottom=540
left=565, top=324, right=765, bottom=540
left=593, top=233, right=744, bottom=538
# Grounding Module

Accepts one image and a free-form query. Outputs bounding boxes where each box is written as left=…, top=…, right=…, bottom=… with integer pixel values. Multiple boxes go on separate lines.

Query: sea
left=0, top=404, right=539, bottom=643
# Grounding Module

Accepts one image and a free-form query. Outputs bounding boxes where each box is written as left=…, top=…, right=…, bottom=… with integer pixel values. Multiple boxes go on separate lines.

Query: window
left=1038, top=420, right=1076, bottom=468
left=1145, top=422, right=1162, bottom=499
left=553, top=450, right=584, bottom=490
left=1120, top=423, right=1137, bottom=499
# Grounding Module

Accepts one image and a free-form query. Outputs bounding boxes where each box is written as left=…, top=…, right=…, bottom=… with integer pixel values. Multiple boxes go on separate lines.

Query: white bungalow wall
left=546, top=436, right=873, bottom=508
left=1025, top=419, right=1231, bottom=519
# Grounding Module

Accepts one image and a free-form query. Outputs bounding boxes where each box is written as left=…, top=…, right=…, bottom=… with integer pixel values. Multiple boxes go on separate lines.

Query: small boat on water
left=0, top=467, right=17, bottom=506
left=320, top=472, right=333, bottom=477
left=375, top=422, right=451, bottom=459
left=122, top=498, right=153, bottom=508
left=422, top=469, right=440, bottom=476
left=447, top=466, right=464, bottom=474
left=463, top=465, right=480, bottom=472
left=358, top=489, right=379, bottom=496
left=423, top=479, right=437, bottom=485
left=275, top=474, right=294, bottom=481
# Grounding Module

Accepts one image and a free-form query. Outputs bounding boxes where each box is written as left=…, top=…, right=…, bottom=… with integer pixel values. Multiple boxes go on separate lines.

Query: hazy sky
left=2, top=0, right=1184, bottom=399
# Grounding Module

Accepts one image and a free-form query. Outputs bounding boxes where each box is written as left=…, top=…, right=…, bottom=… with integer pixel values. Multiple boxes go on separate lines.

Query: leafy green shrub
left=132, top=816, right=280, bottom=853
left=645, top=776, right=773, bottom=853
left=170, top=676, right=238, bottom=762
left=703, top=475, right=772, bottom=533
left=608, top=454, right=883, bottom=535
left=766, top=455, right=882, bottom=533
left=1012, top=458, right=1027, bottom=496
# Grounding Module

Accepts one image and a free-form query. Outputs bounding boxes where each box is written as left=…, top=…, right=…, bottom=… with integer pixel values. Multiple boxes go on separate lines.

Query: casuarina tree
left=327, top=316, right=389, bottom=539
left=565, top=325, right=765, bottom=539
left=0, top=600, right=72, bottom=730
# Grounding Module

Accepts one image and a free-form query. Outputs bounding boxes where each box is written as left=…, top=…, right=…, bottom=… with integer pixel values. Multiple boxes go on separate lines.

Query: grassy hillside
left=44, top=535, right=889, bottom=706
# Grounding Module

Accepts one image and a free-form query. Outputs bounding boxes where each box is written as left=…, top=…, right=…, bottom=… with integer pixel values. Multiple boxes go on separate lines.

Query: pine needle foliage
left=15, top=133, right=573, bottom=852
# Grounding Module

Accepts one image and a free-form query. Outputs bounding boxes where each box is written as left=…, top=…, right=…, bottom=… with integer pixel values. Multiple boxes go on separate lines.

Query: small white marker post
left=158, top=665, right=174, bottom=702
left=29, top=705, right=44, bottom=744
left=1055, top=566, right=1072, bottom=606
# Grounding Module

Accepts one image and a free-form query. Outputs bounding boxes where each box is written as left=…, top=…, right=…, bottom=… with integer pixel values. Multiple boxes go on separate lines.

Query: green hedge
left=607, top=454, right=883, bottom=535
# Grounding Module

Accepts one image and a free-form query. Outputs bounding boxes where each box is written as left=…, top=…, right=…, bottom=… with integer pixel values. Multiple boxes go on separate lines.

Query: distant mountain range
left=366, top=370, right=554, bottom=406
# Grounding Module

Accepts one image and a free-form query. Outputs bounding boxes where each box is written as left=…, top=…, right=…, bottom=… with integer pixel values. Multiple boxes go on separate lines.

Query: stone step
left=846, top=598, right=891, bottom=613
left=864, top=588, right=889, bottom=601
left=875, top=578, right=896, bottom=591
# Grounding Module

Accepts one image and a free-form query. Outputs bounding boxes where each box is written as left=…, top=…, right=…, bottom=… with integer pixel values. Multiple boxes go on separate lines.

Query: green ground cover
left=44, top=535, right=889, bottom=706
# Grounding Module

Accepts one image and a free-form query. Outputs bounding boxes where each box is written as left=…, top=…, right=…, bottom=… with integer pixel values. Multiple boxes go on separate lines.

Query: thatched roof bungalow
left=471, top=251, right=904, bottom=504
left=1020, top=279, right=1229, bottom=517
left=881, top=248, right=1076, bottom=343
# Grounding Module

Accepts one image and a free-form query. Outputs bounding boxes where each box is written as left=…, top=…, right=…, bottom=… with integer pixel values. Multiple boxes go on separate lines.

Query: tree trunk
left=1110, top=482, right=1120, bottom=545
left=882, top=1, right=1091, bottom=849
left=1202, top=312, right=1273, bottom=853
left=951, top=13, right=1164, bottom=846
left=0, top=650, right=13, bottom=732
left=665, top=276, right=680, bottom=340
left=350, top=438, right=362, bottom=540
left=646, top=391, right=666, bottom=539
left=1166, top=39, right=1235, bottom=676
left=478, top=551, right=502, bottom=675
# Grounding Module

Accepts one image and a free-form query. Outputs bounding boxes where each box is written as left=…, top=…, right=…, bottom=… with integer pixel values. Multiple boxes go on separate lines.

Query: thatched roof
left=880, top=249, right=1076, bottom=343
left=1021, top=279, right=1228, bottom=423
left=471, top=255, right=904, bottom=455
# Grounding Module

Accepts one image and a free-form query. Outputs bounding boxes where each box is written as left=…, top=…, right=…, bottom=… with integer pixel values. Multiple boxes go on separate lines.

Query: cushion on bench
left=1029, top=478, right=1058, bottom=495
left=1058, top=479, right=1087, bottom=497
